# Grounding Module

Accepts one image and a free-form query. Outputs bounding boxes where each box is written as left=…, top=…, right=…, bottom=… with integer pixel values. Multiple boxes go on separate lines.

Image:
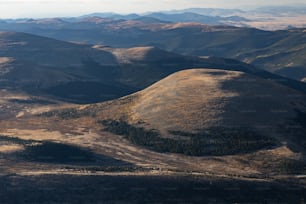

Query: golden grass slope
left=82, top=69, right=306, bottom=154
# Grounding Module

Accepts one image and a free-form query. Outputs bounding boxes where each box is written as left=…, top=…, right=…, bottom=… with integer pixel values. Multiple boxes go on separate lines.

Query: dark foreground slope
left=0, top=174, right=305, bottom=204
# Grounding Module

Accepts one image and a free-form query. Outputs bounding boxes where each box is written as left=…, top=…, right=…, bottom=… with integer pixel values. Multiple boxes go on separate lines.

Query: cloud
left=0, top=0, right=306, bottom=18
left=0, top=0, right=85, bottom=4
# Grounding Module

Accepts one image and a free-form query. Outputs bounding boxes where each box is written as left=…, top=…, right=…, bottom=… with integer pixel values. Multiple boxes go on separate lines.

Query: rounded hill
left=91, top=69, right=306, bottom=156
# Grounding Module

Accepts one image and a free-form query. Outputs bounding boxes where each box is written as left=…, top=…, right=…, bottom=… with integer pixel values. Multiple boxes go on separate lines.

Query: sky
left=0, top=0, right=305, bottom=18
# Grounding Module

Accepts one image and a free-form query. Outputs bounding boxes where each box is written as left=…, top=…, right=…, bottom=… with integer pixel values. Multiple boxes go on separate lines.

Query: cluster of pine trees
left=100, top=120, right=276, bottom=156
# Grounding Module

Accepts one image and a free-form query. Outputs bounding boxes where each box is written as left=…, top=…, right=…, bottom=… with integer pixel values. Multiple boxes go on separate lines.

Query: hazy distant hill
left=80, top=10, right=249, bottom=22
left=80, top=13, right=141, bottom=20
left=146, top=12, right=249, bottom=24
left=80, top=12, right=249, bottom=25
left=253, top=5, right=306, bottom=15
left=162, top=8, right=245, bottom=16
left=170, top=6, right=306, bottom=16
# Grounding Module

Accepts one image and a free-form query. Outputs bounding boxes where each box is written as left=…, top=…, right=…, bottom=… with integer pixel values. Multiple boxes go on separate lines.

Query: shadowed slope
left=1, top=31, right=305, bottom=104
left=0, top=32, right=261, bottom=103
left=2, top=20, right=305, bottom=80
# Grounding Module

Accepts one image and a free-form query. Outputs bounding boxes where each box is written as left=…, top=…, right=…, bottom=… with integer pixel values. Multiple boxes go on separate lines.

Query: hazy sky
left=0, top=0, right=305, bottom=18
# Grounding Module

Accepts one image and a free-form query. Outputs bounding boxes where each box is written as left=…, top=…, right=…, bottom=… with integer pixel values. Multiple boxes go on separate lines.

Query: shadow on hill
left=100, top=120, right=277, bottom=156
left=216, top=71, right=306, bottom=154
left=20, top=141, right=131, bottom=165
left=8, top=98, right=57, bottom=105
left=0, top=135, right=130, bottom=166
left=282, top=109, right=306, bottom=154
left=21, top=142, right=96, bottom=163
left=44, top=81, right=138, bottom=104
left=276, top=66, right=306, bottom=81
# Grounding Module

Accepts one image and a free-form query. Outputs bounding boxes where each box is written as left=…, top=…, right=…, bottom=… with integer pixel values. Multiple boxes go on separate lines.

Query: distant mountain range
left=253, top=5, right=306, bottom=15
left=79, top=12, right=249, bottom=24
left=165, top=6, right=306, bottom=16
left=80, top=5, right=306, bottom=18
left=164, top=8, right=245, bottom=16
left=0, top=12, right=249, bottom=25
